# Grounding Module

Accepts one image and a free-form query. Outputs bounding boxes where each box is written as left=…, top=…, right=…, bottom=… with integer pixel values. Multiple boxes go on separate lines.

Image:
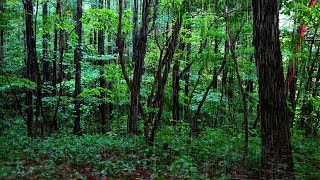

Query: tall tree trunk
left=106, top=0, right=113, bottom=124
left=42, top=1, right=49, bottom=83
left=52, top=0, right=62, bottom=132
left=253, top=0, right=294, bottom=178
left=183, top=1, right=191, bottom=120
left=299, top=42, right=319, bottom=132
left=41, top=0, right=49, bottom=136
left=128, top=0, right=150, bottom=134
left=0, top=0, right=4, bottom=63
left=98, top=0, right=106, bottom=133
left=52, top=0, right=61, bottom=97
left=227, top=18, right=248, bottom=164
left=148, top=14, right=183, bottom=145
left=172, top=44, right=182, bottom=125
left=24, top=0, right=38, bottom=137
left=74, top=0, right=82, bottom=135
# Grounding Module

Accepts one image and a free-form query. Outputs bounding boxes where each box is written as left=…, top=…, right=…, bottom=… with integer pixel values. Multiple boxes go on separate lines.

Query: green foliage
left=0, top=0, right=319, bottom=179
left=0, top=76, right=37, bottom=91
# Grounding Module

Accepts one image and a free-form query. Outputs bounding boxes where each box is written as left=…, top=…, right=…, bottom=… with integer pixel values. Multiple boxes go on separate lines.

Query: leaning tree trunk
left=74, top=0, right=82, bottom=135
left=252, top=0, right=294, bottom=178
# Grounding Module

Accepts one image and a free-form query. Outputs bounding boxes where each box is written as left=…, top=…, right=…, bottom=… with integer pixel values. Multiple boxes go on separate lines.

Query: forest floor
left=1, top=126, right=320, bottom=179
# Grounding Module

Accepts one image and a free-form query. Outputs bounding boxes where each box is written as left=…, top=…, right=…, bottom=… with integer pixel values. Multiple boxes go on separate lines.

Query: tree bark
left=74, top=0, right=82, bottom=135
left=128, top=0, right=150, bottom=134
left=98, top=0, right=106, bottom=133
left=0, top=0, right=4, bottom=63
left=42, top=1, right=50, bottom=83
left=253, top=0, right=294, bottom=178
left=172, top=43, right=184, bottom=125
left=41, top=0, right=49, bottom=136
left=148, top=14, right=183, bottom=145
left=24, top=0, right=38, bottom=137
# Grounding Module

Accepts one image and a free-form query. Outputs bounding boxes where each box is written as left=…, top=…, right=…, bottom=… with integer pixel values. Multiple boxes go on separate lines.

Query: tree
left=98, top=0, right=106, bottom=133
left=42, top=0, right=49, bottom=83
left=24, top=0, right=38, bottom=137
left=74, top=0, right=83, bottom=135
left=127, top=0, right=150, bottom=134
left=0, top=0, right=4, bottom=62
left=252, top=0, right=294, bottom=178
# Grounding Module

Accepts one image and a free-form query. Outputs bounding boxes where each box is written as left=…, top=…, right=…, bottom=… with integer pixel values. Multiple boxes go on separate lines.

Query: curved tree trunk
left=253, top=0, right=294, bottom=178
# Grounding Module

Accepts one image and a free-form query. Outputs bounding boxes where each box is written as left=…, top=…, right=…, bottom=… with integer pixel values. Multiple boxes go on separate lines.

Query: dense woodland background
left=0, top=0, right=319, bottom=179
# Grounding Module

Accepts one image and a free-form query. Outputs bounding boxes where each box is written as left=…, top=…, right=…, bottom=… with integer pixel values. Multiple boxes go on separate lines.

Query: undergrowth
left=0, top=123, right=319, bottom=179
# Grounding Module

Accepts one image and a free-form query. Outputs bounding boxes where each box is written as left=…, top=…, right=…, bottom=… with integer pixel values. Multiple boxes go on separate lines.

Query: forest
left=0, top=0, right=319, bottom=179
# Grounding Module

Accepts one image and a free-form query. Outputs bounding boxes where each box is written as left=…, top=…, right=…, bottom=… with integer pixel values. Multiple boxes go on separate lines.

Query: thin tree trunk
left=191, top=40, right=229, bottom=136
left=299, top=42, right=319, bottom=132
left=253, top=0, right=294, bottom=178
left=52, top=0, right=61, bottom=97
left=52, top=0, right=62, bottom=132
left=42, top=1, right=49, bottom=83
left=149, top=14, right=183, bottom=145
left=74, top=0, right=82, bottom=135
left=0, top=0, right=4, bottom=62
left=285, top=61, right=298, bottom=128
left=313, top=66, right=320, bottom=97
left=41, top=0, right=49, bottom=136
left=172, top=43, right=183, bottom=125
left=98, top=0, right=106, bottom=133
left=227, top=18, right=248, bottom=164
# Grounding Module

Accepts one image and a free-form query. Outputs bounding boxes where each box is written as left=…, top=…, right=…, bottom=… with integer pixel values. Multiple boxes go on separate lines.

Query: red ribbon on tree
left=308, top=0, right=317, bottom=8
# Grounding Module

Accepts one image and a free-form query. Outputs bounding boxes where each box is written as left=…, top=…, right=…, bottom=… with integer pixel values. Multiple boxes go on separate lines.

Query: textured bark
left=98, top=0, right=106, bottom=133
left=148, top=15, right=182, bottom=145
left=183, top=1, right=191, bottom=119
left=117, top=0, right=132, bottom=94
left=0, top=0, right=3, bottom=62
left=41, top=0, right=49, bottom=136
left=52, top=0, right=64, bottom=132
left=128, top=0, right=150, bottom=134
left=105, top=1, right=113, bottom=130
left=74, top=0, right=82, bottom=135
left=24, top=0, right=38, bottom=137
left=42, top=1, right=50, bottom=83
left=253, top=0, right=294, bottom=178
left=172, top=59, right=180, bottom=125
left=172, top=43, right=184, bottom=125
left=52, top=0, right=62, bottom=97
